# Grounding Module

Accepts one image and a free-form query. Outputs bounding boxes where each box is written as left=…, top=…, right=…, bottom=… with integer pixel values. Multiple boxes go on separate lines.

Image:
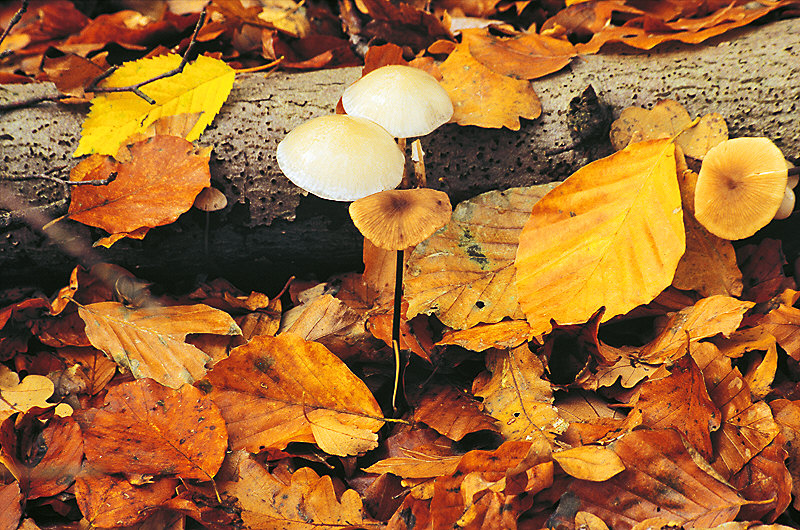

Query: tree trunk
left=1, top=19, right=798, bottom=292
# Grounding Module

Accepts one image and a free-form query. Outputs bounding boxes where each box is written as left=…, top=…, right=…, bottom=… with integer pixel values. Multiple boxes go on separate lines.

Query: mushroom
left=341, top=65, right=453, bottom=187
left=694, top=137, right=788, bottom=240
left=774, top=162, right=798, bottom=220
left=193, top=186, right=227, bottom=255
left=349, top=188, right=452, bottom=413
left=276, top=114, right=405, bottom=201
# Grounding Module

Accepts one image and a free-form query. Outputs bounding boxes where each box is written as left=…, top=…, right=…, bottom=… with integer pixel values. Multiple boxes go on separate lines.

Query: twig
left=86, top=7, right=208, bottom=105
left=2, top=166, right=117, bottom=187
left=0, top=93, right=67, bottom=112
left=0, top=0, right=28, bottom=60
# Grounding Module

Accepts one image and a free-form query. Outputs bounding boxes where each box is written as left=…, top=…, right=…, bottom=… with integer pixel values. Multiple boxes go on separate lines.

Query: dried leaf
left=68, top=136, right=211, bottom=238
left=462, top=28, right=576, bottom=80
left=754, top=289, right=800, bottom=362
left=75, top=54, right=235, bottom=156
left=406, top=184, right=558, bottom=329
left=553, top=429, right=745, bottom=529
left=439, top=40, right=541, bottom=130
left=737, top=239, right=796, bottom=303
left=75, top=378, right=227, bottom=480
left=411, top=384, right=499, bottom=441
left=78, top=301, right=241, bottom=388
left=202, top=333, right=384, bottom=454
left=0, top=367, right=55, bottom=422
left=472, top=346, right=566, bottom=443
left=552, top=446, right=624, bottom=482
left=770, top=399, right=800, bottom=511
left=222, top=453, right=382, bottom=529
left=437, top=320, right=532, bottom=352
left=730, top=434, right=792, bottom=523
left=0, top=482, right=22, bottom=530
left=516, top=139, right=684, bottom=336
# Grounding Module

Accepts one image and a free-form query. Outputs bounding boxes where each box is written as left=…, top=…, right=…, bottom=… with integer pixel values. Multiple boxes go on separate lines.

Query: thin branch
left=0, top=0, right=28, bottom=60
left=86, top=7, right=208, bottom=105
left=0, top=93, right=67, bottom=112
left=2, top=166, right=117, bottom=187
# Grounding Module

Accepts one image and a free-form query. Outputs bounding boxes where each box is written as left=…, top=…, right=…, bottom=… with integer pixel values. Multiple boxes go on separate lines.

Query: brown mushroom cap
left=193, top=186, right=227, bottom=212
left=342, top=65, right=454, bottom=138
left=276, top=115, right=404, bottom=201
left=349, top=188, right=452, bottom=250
left=694, top=137, right=788, bottom=240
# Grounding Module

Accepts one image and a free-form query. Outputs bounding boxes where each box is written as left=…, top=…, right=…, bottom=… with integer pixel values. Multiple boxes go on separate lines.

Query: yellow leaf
left=0, top=366, right=54, bottom=422
left=75, top=54, right=235, bottom=156
left=515, top=139, right=685, bottom=335
left=553, top=445, right=624, bottom=481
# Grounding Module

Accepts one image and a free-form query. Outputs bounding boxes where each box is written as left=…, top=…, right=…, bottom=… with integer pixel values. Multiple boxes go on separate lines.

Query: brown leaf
left=552, top=446, right=624, bottom=482
left=753, top=289, right=800, bottom=362
left=770, top=399, right=800, bottom=510
left=0, top=414, right=83, bottom=499
left=439, top=40, right=541, bottom=130
left=75, top=470, right=179, bottom=529
left=363, top=437, right=462, bottom=479
left=411, top=384, right=499, bottom=441
left=553, top=429, right=745, bottom=529
left=0, top=482, right=22, bottom=530
left=222, top=453, right=383, bottom=529
left=405, top=184, right=558, bottom=329
left=673, top=169, right=743, bottom=297
left=202, top=333, right=384, bottom=454
left=737, top=239, right=796, bottom=303
left=630, top=354, right=720, bottom=460
left=472, top=346, right=566, bottom=443
left=78, top=301, right=241, bottom=388
left=75, top=378, right=227, bottom=480
left=730, top=434, right=792, bottom=523
left=283, top=293, right=361, bottom=343
left=462, top=28, right=576, bottom=80
left=638, top=295, right=754, bottom=363
left=68, top=136, right=211, bottom=237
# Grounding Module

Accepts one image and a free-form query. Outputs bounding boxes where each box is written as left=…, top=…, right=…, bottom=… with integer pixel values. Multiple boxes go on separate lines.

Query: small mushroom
left=774, top=163, right=798, bottom=220
left=349, top=188, right=452, bottom=413
left=694, top=137, right=788, bottom=240
left=342, top=65, right=453, bottom=187
left=193, top=186, right=228, bottom=255
left=276, top=114, right=405, bottom=201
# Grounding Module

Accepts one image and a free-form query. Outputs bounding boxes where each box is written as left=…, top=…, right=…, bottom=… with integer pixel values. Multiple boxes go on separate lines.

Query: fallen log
left=1, top=18, right=798, bottom=292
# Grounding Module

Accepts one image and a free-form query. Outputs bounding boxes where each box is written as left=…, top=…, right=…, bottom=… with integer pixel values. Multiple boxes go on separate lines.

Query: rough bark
left=1, top=19, right=798, bottom=292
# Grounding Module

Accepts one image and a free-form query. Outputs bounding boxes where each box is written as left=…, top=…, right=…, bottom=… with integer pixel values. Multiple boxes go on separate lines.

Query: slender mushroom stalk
left=193, top=186, right=227, bottom=256
left=349, top=188, right=452, bottom=414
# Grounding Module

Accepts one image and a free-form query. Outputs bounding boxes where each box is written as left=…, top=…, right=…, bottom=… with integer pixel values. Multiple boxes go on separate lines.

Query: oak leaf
left=405, top=184, right=558, bottom=330
left=75, top=378, right=227, bottom=480
left=75, top=54, right=235, bottom=156
left=78, top=301, right=241, bottom=388
left=68, top=136, right=211, bottom=240
left=202, top=333, right=384, bottom=455
left=515, top=139, right=684, bottom=336
left=222, top=453, right=382, bottom=529
left=439, top=40, right=541, bottom=130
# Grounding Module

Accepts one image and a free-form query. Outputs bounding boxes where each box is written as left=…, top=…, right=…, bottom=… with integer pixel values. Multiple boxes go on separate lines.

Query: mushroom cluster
left=276, top=64, right=455, bottom=414
left=694, top=137, right=796, bottom=240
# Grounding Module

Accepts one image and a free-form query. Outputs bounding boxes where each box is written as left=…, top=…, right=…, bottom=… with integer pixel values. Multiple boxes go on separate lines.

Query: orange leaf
left=754, top=289, right=800, bottom=362
left=78, top=301, right=241, bottom=388
left=462, top=28, right=576, bottom=80
left=68, top=136, right=211, bottom=236
left=515, top=139, right=684, bottom=336
left=411, top=384, right=499, bottom=441
left=75, top=378, right=227, bottom=480
left=439, top=40, right=541, bottom=130
left=737, top=239, right=796, bottom=303
left=222, top=453, right=383, bottom=529
left=202, top=333, right=384, bottom=454
left=730, top=434, right=792, bottom=522
left=472, top=346, right=566, bottom=443
left=0, top=483, right=22, bottom=530
left=75, top=472, right=179, bottom=528
left=405, top=184, right=558, bottom=330
left=770, top=399, right=800, bottom=511
left=552, top=445, right=624, bottom=482
left=630, top=354, right=720, bottom=460
left=551, top=429, right=745, bottom=528
left=437, top=320, right=532, bottom=352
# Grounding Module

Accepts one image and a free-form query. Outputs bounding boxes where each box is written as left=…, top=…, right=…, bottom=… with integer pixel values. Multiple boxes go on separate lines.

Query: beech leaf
left=552, top=445, right=624, bottom=482
left=515, top=139, right=684, bottom=335
left=75, top=54, right=235, bottom=156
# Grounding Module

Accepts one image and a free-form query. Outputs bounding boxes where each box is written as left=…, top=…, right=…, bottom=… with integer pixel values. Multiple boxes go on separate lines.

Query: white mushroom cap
left=276, top=115, right=405, bottom=202
left=342, top=65, right=454, bottom=138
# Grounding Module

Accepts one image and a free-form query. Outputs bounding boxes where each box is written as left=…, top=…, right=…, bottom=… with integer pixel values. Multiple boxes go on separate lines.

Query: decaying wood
left=1, top=19, right=798, bottom=291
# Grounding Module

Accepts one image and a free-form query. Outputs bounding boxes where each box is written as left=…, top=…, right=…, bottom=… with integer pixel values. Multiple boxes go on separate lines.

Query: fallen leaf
left=462, top=28, right=576, bottom=80
left=75, top=54, right=235, bottom=156
left=405, top=184, right=558, bottom=329
left=411, top=384, right=499, bottom=441
left=737, top=239, right=796, bottom=303
left=0, top=482, right=22, bottom=530
left=68, top=136, right=211, bottom=239
left=551, top=429, right=745, bottom=529
left=78, top=301, right=241, bottom=388
left=752, top=289, right=800, bottom=362
left=770, top=399, right=800, bottom=510
left=0, top=367, right=56, bottom=422
left=437, top=320, right=532, bottom=352
left=730, top=434, right=792, bottom=523
left=439, top=40, right=541, bottom=130
left=515, top=139, right=684, bottom=336
left=201, top=333, right=384, bottom=454
left=75, top=378, right=227, bottom=480
left=472, top=346, right=566, bottom=443
left=552, top=445, right=624, bottom=482
left=222, top=453, right=383, bottom=529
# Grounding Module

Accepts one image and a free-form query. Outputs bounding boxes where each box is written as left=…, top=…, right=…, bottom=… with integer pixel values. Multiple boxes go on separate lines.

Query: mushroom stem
left=411, top=139, right=426, bottom=188
left=391, top=248, right=404, bottom=416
